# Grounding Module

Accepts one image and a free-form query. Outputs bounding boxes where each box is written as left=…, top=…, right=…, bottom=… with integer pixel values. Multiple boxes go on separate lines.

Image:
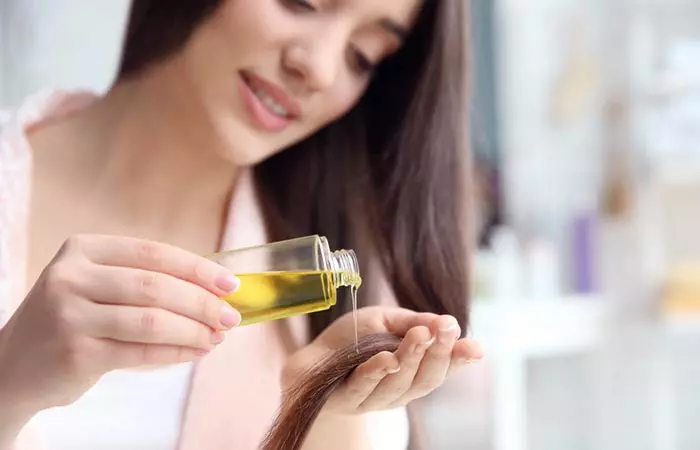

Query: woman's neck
left=29, top=66, right=240, bottom=246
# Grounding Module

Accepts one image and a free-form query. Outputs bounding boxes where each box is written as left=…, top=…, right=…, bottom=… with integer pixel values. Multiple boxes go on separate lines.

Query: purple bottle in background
left=572, top=213, right=597, bottom=294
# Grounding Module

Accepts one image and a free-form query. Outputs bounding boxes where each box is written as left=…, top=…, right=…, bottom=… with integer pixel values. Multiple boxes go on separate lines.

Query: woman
left=0, top=1, right=481, bottom=449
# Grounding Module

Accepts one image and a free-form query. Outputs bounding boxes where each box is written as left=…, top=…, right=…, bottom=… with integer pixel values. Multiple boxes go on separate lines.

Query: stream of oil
left=351, top=285, right=359, bottom=353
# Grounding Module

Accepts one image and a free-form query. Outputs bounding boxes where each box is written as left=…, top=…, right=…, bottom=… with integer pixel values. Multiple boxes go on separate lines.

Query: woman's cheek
left=324, top=86, right=367, bottom=124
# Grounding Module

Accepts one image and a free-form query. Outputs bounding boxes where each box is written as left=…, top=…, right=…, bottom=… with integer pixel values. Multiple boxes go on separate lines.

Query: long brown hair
left=261, top=333, right=402, bottom=450
left=117, top=0, right=472, bottom=339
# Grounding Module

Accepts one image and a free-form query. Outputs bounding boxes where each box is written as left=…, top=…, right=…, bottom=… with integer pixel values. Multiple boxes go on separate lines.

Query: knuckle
left=61, top=234, right=88, bottom=255
left=45, top=262, right=79, bottom=295
left=192, top=260, right=213, bottom=286
left=135, top=241, right=163, bottom=268
left=136, top=343, right=151, bottom=365
left=138, top=272, right=163, bottom=305
left=117, top=342, right=151, bottom=367
left=197, top=290, right=215, bottom=323
left=138, top=309, right=160, bottom=337
left=140, top=344, right=184, bottom=365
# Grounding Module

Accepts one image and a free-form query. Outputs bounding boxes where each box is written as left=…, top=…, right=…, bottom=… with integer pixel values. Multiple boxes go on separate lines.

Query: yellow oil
left=351, top=285, right=359, bottom=353
left=221, top=270, right=339, bottom=326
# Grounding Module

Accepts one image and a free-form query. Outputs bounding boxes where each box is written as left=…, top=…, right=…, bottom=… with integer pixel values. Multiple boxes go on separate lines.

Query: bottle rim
left=316, top=235, right=361, bottom=288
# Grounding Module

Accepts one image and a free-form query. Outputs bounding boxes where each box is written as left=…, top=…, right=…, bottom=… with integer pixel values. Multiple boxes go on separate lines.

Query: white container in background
left=490, top=226, right=525, bottom=302
left=525, top=237, right=561, bottom=300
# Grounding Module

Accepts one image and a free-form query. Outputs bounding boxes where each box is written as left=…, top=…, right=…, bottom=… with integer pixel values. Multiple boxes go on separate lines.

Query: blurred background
left=2, top=0, right=699, bottom=449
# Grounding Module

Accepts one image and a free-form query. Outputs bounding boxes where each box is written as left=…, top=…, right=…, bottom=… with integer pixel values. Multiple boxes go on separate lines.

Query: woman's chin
left=209, top=118, right=275, bottom=166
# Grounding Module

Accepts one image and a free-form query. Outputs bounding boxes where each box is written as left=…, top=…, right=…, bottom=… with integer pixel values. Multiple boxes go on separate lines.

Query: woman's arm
left=300, top=413, right=372, bottom=450
left=0, top=338, right=42, bottom=450
left=0, top=401, right=35, bottom=450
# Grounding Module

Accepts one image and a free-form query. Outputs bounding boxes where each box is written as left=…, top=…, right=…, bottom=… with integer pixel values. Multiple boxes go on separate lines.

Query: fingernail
left=457, top=358, right=475, bottom=365
left=211, top=331, right=226, bottom=345
left=386, top=365, right=401, bottom=374
left=220, top=303, right=241, bottom=328
left=440, top=316, right=460, bottom=332
left=414, top=336, right=434, bottom=354
left=215, top=274, right=239, bottom=293
left=439, top=319, right=460, bottom=344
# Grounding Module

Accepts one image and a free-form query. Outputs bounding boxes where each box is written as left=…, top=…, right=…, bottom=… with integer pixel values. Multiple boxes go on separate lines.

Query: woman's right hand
left=0, top=234, right=241, bottom=414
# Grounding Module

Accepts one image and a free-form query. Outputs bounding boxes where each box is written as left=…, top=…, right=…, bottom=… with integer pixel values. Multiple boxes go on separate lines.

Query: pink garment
left=0, top=90, right=408, bottom=450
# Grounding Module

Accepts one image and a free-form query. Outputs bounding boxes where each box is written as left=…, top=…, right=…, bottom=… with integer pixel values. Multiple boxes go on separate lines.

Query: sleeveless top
left=0, top=90, right=409, bottom=450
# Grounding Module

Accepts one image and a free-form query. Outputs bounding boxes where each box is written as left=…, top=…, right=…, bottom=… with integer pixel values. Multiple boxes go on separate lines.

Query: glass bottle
left=207, top=235, right=361, bottom=326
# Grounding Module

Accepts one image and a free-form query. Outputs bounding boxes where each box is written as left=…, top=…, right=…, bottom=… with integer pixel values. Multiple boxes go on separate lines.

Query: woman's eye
left=283, top=0, right=317, bottom=12
left=351, top=49, right=376, bottom=75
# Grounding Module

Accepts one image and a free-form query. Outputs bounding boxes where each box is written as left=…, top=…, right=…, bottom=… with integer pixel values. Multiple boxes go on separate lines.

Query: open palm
left=282, top=306, right=482, bottom=415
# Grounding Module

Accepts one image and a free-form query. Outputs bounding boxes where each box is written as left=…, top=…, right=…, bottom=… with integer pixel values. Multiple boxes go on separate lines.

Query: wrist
left=0, top=372, right=41, bottom=424
left=314, top=402, right=352, bottom=420
left=0, top=384, right=40, bottom=449
left=299, top=407, right=370, bottom=450
left=0, top=335, right=42, bottom=434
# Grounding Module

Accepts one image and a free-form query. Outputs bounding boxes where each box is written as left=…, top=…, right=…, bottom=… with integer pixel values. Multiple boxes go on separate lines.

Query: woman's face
left=176, top=0, right=421, bottom=165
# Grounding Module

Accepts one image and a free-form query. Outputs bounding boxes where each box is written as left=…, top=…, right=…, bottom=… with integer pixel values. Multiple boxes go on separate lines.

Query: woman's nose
left=282, top=37, right=345, bottom=92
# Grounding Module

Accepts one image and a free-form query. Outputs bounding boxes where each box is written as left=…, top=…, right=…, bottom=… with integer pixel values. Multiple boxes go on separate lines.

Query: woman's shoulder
left=1, top=89, right=91, bottom=165
left=0, top=89, right=85, bottom=219
left=1, top=87, right=98, bottom=186
left=0, top=89, right=98, bottom=328
left=2, top=88, right=97, bottom=134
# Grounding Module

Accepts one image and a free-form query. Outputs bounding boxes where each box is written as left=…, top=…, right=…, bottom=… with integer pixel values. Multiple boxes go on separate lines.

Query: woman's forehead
left=339, top=0, right=423, bottom=28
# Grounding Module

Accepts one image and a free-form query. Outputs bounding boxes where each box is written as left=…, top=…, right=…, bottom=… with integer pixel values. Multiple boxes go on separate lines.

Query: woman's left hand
left=282, top=306, right=483, bottom=415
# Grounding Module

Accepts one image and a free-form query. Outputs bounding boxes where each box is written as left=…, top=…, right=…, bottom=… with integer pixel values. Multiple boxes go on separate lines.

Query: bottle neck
left=328, top=249, right=362, bottom=288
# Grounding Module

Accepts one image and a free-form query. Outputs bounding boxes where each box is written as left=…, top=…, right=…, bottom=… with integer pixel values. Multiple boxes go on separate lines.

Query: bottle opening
left=318, top=236, right=361, bottom=289
left=329, top=249, right=362, bottom=289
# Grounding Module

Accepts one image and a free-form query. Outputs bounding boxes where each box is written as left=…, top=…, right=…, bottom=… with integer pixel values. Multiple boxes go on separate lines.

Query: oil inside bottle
left=222, top=269, right=362, bottom=330
left=223, top=270, right=333, bottom=326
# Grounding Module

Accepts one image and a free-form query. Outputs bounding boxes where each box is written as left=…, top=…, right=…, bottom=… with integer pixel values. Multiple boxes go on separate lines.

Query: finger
left=103, top=340, right=210, bottom=369
left=380, top=308, right=440, bottom=337
left=454, top=337, right=483, bottom=361
left=359, top=325, right=433, bottom=411
left=446, top=338, right=484, bottom=377
left=79, top=264, right=241, bottom=330
left=67, top=234, right=239, bottom=296
left=326, top=351, right=400, bottom=414
left=392, top=315, right=460, bottom=405
left=86, top=303, right=223, bottom=351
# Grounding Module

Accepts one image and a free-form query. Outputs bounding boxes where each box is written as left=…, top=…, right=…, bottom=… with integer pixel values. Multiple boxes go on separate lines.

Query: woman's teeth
left=251, top=86, right=290, bottom=118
